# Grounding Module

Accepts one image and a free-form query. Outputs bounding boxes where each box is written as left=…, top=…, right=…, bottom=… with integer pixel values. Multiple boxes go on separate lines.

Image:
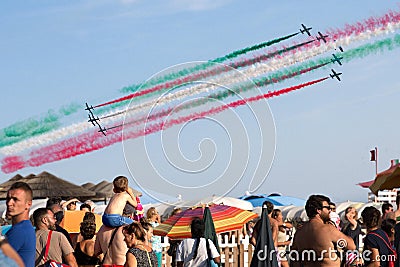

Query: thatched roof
left=0, top=171, right=96, bottom=199
left=0, top=174, right=24, bottom=190
left=81, top=182, right=96, bottom=190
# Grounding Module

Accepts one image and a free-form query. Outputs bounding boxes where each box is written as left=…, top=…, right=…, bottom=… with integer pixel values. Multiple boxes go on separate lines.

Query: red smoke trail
left=1, top=77, right=328, bottom=173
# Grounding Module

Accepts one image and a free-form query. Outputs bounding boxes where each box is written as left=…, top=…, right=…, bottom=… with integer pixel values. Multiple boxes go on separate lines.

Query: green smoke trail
left=0, top=103, right=81, bottom=148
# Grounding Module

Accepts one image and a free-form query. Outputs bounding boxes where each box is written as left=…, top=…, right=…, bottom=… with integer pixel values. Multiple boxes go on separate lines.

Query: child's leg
left=119, top=216, right=134, bottom=225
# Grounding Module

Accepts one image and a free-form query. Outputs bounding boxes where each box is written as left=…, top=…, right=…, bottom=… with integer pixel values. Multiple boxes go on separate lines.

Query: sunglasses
left=321, top=206, right=332, bottom=210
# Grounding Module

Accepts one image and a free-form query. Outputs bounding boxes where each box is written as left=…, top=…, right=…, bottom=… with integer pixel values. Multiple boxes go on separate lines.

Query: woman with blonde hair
left=146, top=207, right=162, bottom=267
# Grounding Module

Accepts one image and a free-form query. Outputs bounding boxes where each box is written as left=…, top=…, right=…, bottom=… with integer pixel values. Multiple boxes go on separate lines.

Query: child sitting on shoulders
left=102, top=176, right=138, bottom=228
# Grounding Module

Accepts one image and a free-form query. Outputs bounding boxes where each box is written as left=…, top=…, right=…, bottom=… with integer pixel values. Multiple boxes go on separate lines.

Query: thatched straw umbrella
left=81, top=182, right=96, bottom=190
left=0, top=171, right=96, bottom=200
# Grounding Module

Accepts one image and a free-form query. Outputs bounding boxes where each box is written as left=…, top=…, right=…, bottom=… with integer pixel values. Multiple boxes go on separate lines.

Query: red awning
left=357, top=180, right=374, bottom=188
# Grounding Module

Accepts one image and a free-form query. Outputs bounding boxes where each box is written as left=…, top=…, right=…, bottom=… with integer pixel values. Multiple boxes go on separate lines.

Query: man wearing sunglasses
left=291, top=195, right=356, bottom=267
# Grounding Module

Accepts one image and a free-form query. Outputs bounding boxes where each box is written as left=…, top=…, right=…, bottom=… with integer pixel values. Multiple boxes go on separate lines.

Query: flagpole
left=375, top=147, right=378, bottom=176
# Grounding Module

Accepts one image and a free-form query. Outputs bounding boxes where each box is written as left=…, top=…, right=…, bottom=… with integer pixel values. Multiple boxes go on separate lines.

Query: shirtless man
left=291, top=195, right=356, bottom=267
left=94, top=225, right=127, bottom=267
left=95, top=204, right=136, bottom=267
left=250, top=201, right=279, bottom=248
left=102, top=176, right=137, bottom=228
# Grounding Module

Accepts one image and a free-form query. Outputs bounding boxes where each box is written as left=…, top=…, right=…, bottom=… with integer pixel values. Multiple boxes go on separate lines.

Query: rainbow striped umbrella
left=153, top=204, right=258, bottom=239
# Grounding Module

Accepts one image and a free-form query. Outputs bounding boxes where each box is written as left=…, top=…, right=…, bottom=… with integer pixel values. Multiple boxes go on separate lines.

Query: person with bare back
left=102, top=176, right=138, bottom=228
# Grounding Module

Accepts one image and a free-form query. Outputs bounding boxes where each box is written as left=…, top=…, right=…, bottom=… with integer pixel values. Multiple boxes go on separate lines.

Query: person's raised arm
left=62, top=198, right=80, bottom=209
left=126, top=188, right=138, bottom=208
left=271, top=219, right=279, bottom=247
left=331, top=225, right=356, bottom=251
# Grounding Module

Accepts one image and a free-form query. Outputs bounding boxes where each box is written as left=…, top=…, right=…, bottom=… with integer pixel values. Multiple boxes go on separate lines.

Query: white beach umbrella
left=284, top=206, right=305, bottom=221
left=356, top=202, right=382, bottom=218
left=177, top=195, right=254, bottom=211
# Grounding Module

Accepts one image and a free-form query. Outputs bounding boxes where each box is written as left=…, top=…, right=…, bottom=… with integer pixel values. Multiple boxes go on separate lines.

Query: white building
left=368, top=189, right=398, bottom=205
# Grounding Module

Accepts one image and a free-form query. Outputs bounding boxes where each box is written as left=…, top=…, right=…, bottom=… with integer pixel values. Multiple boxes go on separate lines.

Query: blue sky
left=1, top=0, right=400, bottom=203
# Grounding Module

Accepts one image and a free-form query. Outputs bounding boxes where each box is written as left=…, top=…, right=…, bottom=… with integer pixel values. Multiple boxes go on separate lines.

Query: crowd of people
left=0, top=176, right=166, bottom=267
left=1, top=176, right=400, bottom=267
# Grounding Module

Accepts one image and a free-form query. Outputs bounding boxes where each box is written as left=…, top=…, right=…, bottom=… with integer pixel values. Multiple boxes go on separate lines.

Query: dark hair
left=46, top=197, right=62, bottom=208
left=271, top=209, right=281, bottom=220
left=262, top=201, right=274, bottom=214
left=305, top=195, right=331, bottom=218
left=33, top=208, right=51, bottom=228
left=139, top=217, right=153, bottom=232
left=113, top=176, right=128, bottom=193
left=190, top=217, right=205, bottom=259
left=361, top=206, right=381, bottom=229
left=382, top=203, right=393, bottom=214
left=83, top=212, right=96, bottom=223
left=381, top=219, right=396, bottom=237
left=396, top=195, right=400, bottom=206
left=123, top=203, right=136, bottom=216
left=123, top=221, right=146, bottom=242
left=80, top=220, right=96, bottom=240
left=80, top=203, right=91, bottom=211
left=344, top=206, right=358, bottom=221
left=8, top=182, right=33, bottom=201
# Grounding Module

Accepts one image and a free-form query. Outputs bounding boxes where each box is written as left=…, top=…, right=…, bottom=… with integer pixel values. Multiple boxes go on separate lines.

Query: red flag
left=370, top=149, right=376, bottom=161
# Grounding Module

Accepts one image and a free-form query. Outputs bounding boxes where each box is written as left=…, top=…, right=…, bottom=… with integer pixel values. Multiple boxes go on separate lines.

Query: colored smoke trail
left=95, top=32, right=302, bottom=108
left=2, top=9, right=400, bottom=150
left=0, top=60, right=326, bottom=156
left=0, top=103, right=81, bottom=148
left=327, top=10, right=400, bottom=41
left=1, top=77, right=328, bottom=173
left=2, top=32, right=400, bottom=156
left=0, top=32, right=301, bottom=144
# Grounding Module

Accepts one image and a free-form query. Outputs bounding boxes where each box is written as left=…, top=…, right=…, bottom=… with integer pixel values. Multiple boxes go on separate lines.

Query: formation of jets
left=85, top=103, right=107, bottom=136
left=299, top=24, right=344, bottom=81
